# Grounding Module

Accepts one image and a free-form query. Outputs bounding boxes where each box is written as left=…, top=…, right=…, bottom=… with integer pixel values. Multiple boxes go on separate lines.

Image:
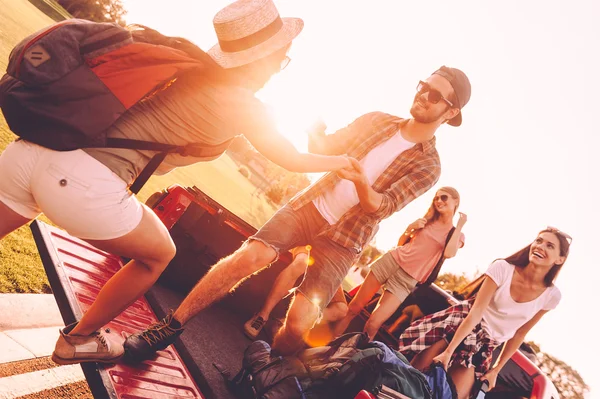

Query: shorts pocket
left=46, top=163, right=91, bottom=192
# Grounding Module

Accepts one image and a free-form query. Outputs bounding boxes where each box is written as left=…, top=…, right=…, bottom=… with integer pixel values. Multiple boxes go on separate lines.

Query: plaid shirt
left=398, top=299, right=501, bottom=377
left=289, top=112, right=441, bottom=252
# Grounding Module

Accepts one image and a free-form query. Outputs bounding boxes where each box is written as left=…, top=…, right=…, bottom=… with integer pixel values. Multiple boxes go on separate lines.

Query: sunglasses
left=280, top=56, right=291, bottom=71
left=416, top=81, right=454, bottom=107
left=546, top=226, right=573, bottom=244
left=433, top=194, right=449, bottom=202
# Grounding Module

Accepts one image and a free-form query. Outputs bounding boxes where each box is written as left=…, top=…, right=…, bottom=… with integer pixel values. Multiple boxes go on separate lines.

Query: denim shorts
left=250, top=202, right=356, bottom=311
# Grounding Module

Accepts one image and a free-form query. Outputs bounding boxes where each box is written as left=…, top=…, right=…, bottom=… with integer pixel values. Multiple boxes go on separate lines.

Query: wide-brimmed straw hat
left=208, top=0, right=304, bottom=69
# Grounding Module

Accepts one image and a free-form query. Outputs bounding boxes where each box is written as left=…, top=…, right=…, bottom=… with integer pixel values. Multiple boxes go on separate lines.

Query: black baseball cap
left=433, top=66, right=471, bottom=127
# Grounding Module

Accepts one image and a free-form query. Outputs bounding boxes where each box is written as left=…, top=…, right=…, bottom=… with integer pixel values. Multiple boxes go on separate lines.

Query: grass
left=0, top=0, right=278, bottom=293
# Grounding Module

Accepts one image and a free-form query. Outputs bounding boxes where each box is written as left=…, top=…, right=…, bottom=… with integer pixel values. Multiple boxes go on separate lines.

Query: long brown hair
left=503, top=228, right=571, bottom=287
left=423, top=186, right=460, bottom=223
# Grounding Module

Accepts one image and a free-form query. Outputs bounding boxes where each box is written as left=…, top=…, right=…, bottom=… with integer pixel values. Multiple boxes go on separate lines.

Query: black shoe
left=123, top=312, right=184, bottom=363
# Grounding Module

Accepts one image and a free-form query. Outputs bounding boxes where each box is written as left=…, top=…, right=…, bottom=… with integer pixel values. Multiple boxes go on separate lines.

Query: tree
left=532, top=345, right=590, bottom=399
left=434, top=271, right=471, bottom=293
left=57, top=0, right=126, bottom=25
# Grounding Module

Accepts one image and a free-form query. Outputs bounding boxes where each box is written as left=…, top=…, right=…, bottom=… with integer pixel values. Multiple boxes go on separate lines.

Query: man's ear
left=444, top=107, right=460, bottom=122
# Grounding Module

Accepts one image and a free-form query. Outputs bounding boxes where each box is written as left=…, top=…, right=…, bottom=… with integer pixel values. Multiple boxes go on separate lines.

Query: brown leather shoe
left=51, top=322, right=124, bottom=365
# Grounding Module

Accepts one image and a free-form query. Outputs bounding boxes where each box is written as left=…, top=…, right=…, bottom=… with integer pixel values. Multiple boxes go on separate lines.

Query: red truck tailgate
left=31, top=220, right=205, bottom=399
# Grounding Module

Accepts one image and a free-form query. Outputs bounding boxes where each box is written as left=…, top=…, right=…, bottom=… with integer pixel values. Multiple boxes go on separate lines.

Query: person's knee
left=226, top=240, right=276, bottom=278
left=347, top=299, right=366, bottom=316
left=325, top=302, right=348, bottom=322
left=160, top=236, right=177, bottom=265
left=241, top=240, right=277, bottom=264
left=289, top=254, right=309, bottom=275
left=286, top=296, right=318, bottom=337
left=142, top=236, right=176, bottom=273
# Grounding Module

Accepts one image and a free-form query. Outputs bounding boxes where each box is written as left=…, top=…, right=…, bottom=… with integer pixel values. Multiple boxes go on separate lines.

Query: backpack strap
left=417, top=226, right=456, bottom=287
left=105, top=137, right=233, bottom=194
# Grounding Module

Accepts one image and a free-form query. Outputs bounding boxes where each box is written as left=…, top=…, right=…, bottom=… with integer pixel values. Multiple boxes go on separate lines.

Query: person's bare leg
left=70, top=205, right=176, bottom=335
left=256, top=253, right=308, bottom=320
left=331, top=272, right=382, bottom=337
left=272, top=292, right=319, bottom=355
left=305, top=299, right=348, bottom=347
left=322, top=301, right=348, bottom=323
left=410, top=338, right=448, bottom=370
left=364, top=291, right=402, bottom=340
left=173, top=240, right=277, bottom=325
left=448, top=363, right=476, bottom=399
left=0, top=200, right=33, bottom=240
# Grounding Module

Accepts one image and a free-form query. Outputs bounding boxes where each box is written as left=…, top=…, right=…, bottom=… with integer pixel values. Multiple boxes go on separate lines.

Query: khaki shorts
left=370, top=252, right=418, bottom=302
left=0, top=140, right=143, bottom=240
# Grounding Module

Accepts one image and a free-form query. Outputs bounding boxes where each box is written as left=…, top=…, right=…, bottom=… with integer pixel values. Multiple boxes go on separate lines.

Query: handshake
left=305, top=118, right=363, bottom=182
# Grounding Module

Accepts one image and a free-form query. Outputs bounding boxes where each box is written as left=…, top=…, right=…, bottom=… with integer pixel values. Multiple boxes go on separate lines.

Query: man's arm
left=308, top=112, right=380, bottom=155
left=339, top=155, right=441, bottom=219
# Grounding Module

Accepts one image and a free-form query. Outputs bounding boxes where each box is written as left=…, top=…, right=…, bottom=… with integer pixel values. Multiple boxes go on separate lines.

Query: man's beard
left=410, top=102, right=445, bottom=124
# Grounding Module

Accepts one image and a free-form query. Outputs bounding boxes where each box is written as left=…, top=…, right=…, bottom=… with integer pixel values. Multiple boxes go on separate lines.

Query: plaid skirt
left=397, top=300, right=501, bottom=377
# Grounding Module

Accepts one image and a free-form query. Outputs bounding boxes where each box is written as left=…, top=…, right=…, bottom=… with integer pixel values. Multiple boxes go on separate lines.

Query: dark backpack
left=0, top=19, right=232, bottom=193
left=218, top=333, right=437, bottom=399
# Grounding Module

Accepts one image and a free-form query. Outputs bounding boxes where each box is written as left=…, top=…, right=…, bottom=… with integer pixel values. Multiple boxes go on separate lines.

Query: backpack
left=217, top=332, right=437, bottom=399
left=0, top=19, right=232, bottom=193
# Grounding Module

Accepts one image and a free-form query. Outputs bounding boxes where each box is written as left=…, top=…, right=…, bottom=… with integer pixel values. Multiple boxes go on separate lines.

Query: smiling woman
left=399, top=227, right=570, bottom=398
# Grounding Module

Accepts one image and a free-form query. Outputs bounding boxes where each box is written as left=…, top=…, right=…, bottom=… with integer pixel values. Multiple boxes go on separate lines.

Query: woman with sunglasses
left=398, top=228, right=570, bottom=399
left=332, top=187, right=466, bottom=340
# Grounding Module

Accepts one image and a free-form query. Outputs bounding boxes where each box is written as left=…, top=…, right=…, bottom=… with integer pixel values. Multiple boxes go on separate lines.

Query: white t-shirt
left=313, top=131, right=415, bottom=224
left=481, top=260, right=561, bottom=342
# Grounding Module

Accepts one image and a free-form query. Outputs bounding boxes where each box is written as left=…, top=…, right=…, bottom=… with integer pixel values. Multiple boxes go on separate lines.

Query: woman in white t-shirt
left=398, top=227, right=570, bottom=399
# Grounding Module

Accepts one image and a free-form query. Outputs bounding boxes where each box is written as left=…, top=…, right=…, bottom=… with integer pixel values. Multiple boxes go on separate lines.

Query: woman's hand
left=457, top=212, right=467, bottom=227
left=337, top=157, right=367, bottom=184
left=481, top=368, right=499, bottom=390
left=408, top=218, right=428, bottom=231
left=432, top=350, right=452, bottom=370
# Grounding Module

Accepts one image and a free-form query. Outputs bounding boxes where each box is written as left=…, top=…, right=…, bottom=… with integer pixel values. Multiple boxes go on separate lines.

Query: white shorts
left=0, top=140, right=143, bottom=240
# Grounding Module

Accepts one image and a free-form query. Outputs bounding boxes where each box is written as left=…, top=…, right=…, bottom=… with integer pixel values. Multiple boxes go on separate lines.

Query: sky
left=122, top=0, right=599, bottom=396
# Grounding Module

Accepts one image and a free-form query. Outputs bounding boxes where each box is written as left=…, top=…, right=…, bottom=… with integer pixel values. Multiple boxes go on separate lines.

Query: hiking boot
left=243, top=314, right=267, bottom=340
left=51, top=322, right=124, bottom=365
left=123, top=312, right=184, bottom=363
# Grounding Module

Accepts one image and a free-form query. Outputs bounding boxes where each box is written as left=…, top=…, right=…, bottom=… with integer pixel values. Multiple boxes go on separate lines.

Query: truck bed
left=32, top=184, right=559, bottom=399
left=31, top=185, right=296, bottom=399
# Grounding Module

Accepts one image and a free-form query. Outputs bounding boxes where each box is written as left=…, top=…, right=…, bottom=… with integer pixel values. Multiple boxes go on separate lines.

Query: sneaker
left=123, top=312, right=184, bottom=363
left=51, top=322, right=124, bottom=365
left=243, top=314, right=267, bottom=340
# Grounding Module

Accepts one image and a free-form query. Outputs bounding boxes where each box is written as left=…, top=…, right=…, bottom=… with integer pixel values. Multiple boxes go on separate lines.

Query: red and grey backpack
left=0, top=19, right=233, bottom=193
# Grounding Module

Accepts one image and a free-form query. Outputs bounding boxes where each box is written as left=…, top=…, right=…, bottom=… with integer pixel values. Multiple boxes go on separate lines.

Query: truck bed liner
left=31, top=220, right=206, bottom=399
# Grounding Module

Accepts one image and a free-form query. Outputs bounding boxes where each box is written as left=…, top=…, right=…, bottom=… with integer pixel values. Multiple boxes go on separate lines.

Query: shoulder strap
left=106, top=138, right=233, bottom=194
left=418, top=226, right=456, bottom=287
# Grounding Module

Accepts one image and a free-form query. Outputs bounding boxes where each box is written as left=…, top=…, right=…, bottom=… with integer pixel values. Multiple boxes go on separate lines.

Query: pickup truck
left=31, top=184, right=560, bottom=399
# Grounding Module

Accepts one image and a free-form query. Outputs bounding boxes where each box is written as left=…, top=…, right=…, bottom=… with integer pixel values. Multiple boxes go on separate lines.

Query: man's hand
left=337, top=158, right=366, bottom=185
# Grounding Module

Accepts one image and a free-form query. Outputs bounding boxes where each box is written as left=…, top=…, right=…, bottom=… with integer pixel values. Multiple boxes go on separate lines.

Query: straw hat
left=208, top=0, right=304, bottom=69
